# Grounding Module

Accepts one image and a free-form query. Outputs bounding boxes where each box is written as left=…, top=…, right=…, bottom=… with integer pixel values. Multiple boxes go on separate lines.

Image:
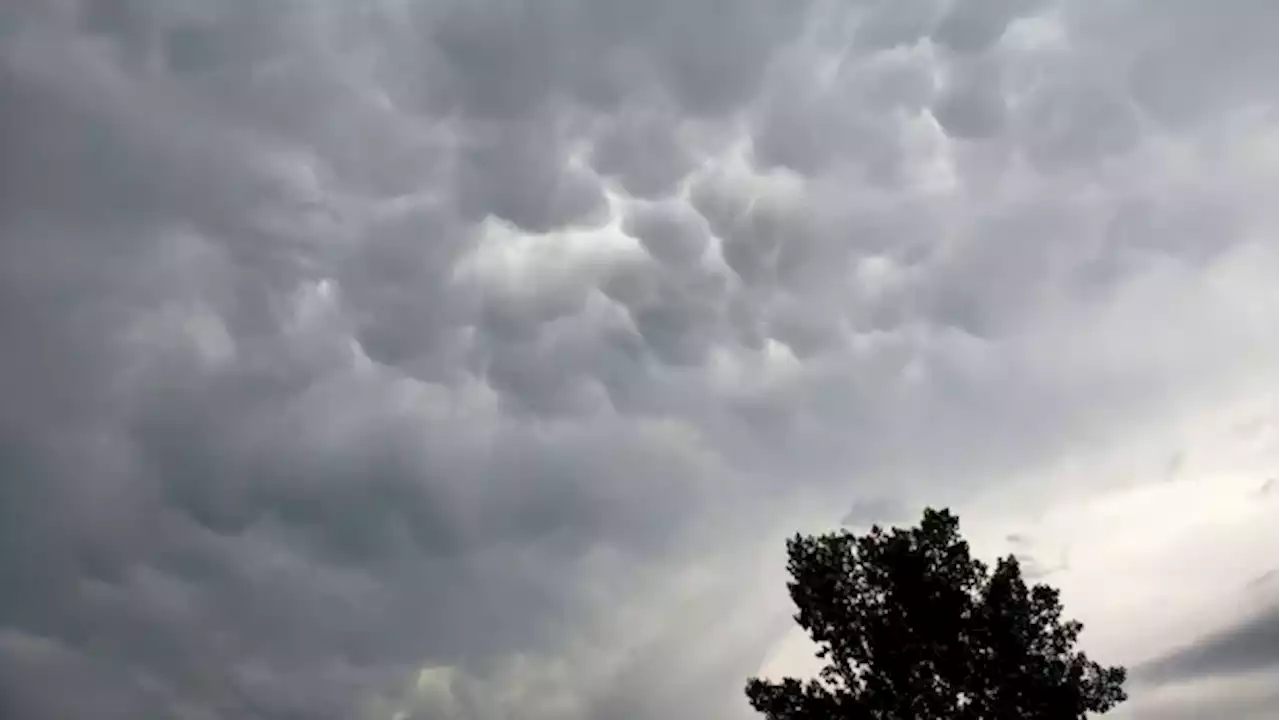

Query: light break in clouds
left=0, top=0, right=1275, bottom=718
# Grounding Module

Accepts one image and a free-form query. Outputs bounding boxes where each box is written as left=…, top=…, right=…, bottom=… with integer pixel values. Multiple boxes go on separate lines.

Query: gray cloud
left=840, top=496, right=909, bottom=528
left=624, top=200, right=711, bottom=266
left=1134, top=601, right=1280, bottom=688
left=1125, top=684, right=1279, bottom=720
left=0, top=0, right=1274, bottom=718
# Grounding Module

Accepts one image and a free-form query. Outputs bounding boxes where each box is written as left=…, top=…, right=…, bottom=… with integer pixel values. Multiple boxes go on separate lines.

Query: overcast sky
left=0, top=1, right=1275, bottom=718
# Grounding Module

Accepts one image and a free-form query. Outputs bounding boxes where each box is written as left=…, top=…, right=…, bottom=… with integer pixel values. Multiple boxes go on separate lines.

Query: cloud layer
left=0, top=1, right=1274, bottom=718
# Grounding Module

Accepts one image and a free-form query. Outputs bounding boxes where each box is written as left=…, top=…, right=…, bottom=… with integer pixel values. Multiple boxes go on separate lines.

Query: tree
left=745, top=508, right=1127, bottom=719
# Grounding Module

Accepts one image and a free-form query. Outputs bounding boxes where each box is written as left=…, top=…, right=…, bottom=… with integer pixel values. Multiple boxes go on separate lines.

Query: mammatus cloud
left=0, top=0, right=1274, bottom=718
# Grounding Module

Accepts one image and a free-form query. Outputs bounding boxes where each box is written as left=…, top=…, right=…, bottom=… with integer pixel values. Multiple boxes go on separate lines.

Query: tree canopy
left=745, top=508, right=1127, bottom=719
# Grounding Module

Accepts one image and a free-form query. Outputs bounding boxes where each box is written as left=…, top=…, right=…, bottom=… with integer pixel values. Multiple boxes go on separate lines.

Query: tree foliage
left=745, top=508, right=1127, bottom=719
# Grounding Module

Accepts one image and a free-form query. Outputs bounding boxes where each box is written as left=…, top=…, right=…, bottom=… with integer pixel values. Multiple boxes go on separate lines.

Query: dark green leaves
left=746, top=508, right=1127, bottom=719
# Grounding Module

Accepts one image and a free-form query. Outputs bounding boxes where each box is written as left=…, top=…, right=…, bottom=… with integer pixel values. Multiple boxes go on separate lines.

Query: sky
left=0, top=0, right=1275, bottom=718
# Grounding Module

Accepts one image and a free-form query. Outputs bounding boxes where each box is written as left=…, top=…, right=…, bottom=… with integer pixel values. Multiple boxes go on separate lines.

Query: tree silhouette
left=746, top=508, right=1127, bottom=719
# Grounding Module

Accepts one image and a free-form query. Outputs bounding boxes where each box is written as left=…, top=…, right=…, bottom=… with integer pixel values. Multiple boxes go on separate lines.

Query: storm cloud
left=0, top=0, right=1274, bottom=718
left=1134, top=592, right=1279, bottom=688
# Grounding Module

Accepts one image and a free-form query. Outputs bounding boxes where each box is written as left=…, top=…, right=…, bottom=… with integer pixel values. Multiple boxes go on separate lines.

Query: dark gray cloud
left=1134, top=601, right=1279, bottom=687
left=0, top=0, right=1273, bottom=718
